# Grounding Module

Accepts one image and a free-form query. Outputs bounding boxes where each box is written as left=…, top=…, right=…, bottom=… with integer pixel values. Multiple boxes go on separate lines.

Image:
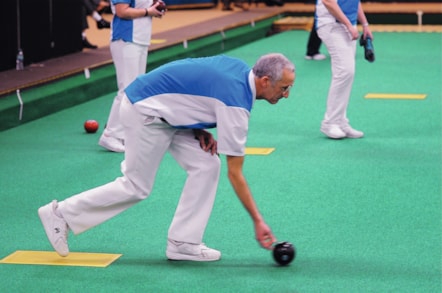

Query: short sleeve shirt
left=124, top=55, right=256, bottom=156
left=111, top=0, right=152, bottom=46
left=316, top=0, right=360, bottom=28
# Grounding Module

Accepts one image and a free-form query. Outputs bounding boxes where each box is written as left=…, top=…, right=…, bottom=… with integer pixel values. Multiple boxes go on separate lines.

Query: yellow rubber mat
left=0, top=250, right=122, bottom=268
left=245, top=147, right=275, bottom=155
left=365, top=93, right=427, bottom=99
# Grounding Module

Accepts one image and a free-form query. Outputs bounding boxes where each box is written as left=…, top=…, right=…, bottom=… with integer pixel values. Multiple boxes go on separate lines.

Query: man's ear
left=259, top=76, right=270, bottom=89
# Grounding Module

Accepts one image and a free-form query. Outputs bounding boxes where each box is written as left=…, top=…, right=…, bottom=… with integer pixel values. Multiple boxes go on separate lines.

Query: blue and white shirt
left=315, top=0, right=360, bottom=29
left=125, top=55, right=257, bottom=156
left=111, top=0, right=152, bottom=46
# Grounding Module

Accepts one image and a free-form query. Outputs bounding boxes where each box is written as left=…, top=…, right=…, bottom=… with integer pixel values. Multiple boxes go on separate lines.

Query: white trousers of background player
left=59, top=96, right=221, bottom=244
left=103, top=40, right=148, bottom=141
left=317, top=22, right=357, bottom=127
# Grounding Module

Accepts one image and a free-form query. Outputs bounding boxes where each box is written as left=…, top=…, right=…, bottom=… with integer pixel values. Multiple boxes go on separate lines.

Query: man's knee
left=201, top=155, right=221, bottom=177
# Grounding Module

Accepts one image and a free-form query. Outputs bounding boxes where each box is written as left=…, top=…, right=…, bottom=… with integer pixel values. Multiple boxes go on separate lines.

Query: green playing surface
left=0, top=30, right=441, bottom=292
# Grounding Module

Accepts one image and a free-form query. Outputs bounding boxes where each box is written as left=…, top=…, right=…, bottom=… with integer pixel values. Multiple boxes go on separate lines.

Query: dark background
left=1, top=0, right=83, bottom=72
left=0, top=0, right=440, bottom=71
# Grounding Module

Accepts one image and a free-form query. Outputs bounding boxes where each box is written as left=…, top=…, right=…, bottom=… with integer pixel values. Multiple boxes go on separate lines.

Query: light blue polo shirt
left=315, top=0, right=360, bottom=28
left=125, top=55, right=257, bottom=156
left=111, top=0, right=152, bottom=46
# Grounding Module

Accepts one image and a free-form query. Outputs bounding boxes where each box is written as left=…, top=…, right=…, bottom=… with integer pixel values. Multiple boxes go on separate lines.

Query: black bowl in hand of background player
left=152, top=0, right=167, bottom=12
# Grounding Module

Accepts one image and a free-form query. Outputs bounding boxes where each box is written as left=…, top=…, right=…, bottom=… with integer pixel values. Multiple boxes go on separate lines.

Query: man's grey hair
left=252, top=53, right=295, bottom=84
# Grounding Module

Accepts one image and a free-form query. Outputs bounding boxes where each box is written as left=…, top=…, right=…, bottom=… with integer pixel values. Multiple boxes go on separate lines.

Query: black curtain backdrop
left=0, top=0, right=82, bottom=71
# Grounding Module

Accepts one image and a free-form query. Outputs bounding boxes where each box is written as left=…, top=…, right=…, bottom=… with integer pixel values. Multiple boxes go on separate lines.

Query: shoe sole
left=166, top=251, right=221, bottom=262
left=320, top=129, right=345, bottom=139
left=341, top=129, right=364, bottom=138
left=345, top=133, right=364, bottom=138
left=38, top=205, right=69, bottom=257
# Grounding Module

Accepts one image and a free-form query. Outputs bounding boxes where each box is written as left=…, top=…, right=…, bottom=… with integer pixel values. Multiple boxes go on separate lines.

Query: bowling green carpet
left=0, top=30, right=440, bottom=292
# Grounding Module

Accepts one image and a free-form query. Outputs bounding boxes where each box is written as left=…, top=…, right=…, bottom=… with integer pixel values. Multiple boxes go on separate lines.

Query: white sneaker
left=166, top=239, right=221, bottom=261
left=38, top=200, right=70, bottom=257
left=98, top=135, right=125, bottom=152
left=341, top=125, right=364, bottom=138
left=305, top=53, right=326, bottom=61
left=320, top=124, right=346, bottom=139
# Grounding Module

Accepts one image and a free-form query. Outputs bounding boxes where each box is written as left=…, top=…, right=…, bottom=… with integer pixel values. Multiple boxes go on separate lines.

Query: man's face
left=258, top=69, right=295, bottom=104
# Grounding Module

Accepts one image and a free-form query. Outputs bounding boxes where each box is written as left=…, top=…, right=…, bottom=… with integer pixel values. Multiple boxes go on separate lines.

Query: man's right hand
left=255, top=220, right=276, bottom=250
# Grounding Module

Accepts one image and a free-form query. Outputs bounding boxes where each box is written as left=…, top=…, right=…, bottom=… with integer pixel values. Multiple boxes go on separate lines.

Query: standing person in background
left=316, top=0, right=373, bottom=139
left=85, top=0, right=112, bottom=29
left=304, top=25, right=326, bottom=61
left=99, top=0, right=166, bottom=152
left=81, top=0, right=112, bottom=49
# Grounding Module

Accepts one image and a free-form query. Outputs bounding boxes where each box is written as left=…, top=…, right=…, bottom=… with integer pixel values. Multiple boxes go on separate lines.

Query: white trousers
left=317, top=23, right=357, bottom=127
left=103, top=40, right=148, bottom=140
left=59, top=96, right=221, bottom=244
